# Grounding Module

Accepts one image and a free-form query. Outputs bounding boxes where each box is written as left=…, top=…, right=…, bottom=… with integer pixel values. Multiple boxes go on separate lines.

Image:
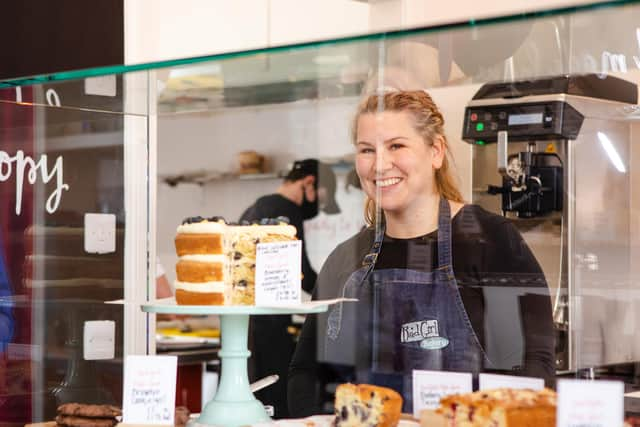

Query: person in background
left=241, top=158, right=340, bottom=418
left=288, top=90, right=554, bottom=416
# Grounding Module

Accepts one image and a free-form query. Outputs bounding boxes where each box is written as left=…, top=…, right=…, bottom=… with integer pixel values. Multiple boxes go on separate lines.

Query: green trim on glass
left=0, top=0, right=638, bottom=89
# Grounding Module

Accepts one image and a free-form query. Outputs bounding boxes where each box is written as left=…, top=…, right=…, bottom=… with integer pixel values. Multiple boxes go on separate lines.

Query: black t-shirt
left=288, top=204, right=555, bottom=417
left=373, top=204, right=548, bottom=349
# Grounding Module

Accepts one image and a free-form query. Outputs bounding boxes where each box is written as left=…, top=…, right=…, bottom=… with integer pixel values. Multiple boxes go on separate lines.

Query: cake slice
left=226, top=220, right=297, bottom=305
left=334, top=383, right=402, bottom=427
left=437, top=388, right=556, bottom=427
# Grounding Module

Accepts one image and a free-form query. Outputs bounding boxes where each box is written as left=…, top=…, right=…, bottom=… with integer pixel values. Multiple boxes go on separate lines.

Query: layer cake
left=173, top=216, right=298, bottom=305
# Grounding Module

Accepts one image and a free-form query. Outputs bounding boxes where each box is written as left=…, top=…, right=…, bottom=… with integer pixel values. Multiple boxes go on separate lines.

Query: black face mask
left=301, top=190, right=319, bottom=220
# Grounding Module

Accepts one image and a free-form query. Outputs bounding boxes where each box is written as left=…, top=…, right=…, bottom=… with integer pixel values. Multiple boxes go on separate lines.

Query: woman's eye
left=358, top=147, right=374, bottom=154
left=390, top=143, right=404, bottom=150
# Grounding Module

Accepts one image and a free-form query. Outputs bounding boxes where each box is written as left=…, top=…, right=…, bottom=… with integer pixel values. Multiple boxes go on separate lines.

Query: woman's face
left=355, top=111, right=444, bottom=216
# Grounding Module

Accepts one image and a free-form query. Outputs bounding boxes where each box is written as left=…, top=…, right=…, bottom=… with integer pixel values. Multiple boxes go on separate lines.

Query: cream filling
left=179, top=254, right=227, bottom=263
left=176, top=220, right=226, bottom=234
left=175, top=280, right=225, bottom=293
left=228, top=224, right=296, bottom=238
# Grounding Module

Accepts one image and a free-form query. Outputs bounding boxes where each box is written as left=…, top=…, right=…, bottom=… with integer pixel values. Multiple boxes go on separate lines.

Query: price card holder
left=122, top=355, right=177, bottom=425
left=255, top=241, right=302, bottom=306
left=557, top=379, right=624, bottom=427
left=479, top=373, right=544, bottom=390
left=412, top=370, right=472, bottom=419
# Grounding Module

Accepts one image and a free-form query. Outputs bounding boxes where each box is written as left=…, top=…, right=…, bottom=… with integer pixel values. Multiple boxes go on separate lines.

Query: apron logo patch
left=400, top=320, right=439, bottom=343
left=400, top=320, right=449, bottom=350
left=420, top=336, right=449, bottom=350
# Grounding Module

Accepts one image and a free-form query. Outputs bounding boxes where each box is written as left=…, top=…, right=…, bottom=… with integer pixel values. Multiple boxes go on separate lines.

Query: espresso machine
left=461, top=74, right=639, bottom=373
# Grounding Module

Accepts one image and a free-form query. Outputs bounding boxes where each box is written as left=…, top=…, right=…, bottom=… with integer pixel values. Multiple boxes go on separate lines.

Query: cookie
left=55, top=415, right=117, bottom=427
left=57, top=403, right=121, bottom=418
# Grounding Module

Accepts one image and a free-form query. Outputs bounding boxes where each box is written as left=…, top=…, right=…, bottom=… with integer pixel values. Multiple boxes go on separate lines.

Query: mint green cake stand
left=141, top=301, right=328, bottom=427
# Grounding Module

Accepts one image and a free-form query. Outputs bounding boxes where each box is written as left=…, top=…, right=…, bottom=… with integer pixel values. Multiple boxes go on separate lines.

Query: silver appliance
left=462, top=75, right=639, bottom=372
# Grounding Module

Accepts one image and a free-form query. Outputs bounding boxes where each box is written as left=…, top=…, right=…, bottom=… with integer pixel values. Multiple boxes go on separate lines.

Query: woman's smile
left=375, top=177, right=403, bottom=188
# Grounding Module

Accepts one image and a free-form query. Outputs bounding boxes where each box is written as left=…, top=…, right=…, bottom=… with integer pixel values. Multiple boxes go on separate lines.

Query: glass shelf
left=0, top=0, right=636, bottom=91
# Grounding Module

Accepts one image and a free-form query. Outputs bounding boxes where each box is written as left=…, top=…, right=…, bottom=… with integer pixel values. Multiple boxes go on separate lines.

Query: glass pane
left=4, top=0, right=640, bottom=422
left=0, top=84, right=143, bottom=422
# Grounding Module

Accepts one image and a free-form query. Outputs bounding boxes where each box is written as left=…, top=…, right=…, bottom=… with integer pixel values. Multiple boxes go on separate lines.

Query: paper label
left=557, top=379, right=624, bottom=427
left=85, top=75, right=117, bottom=97
left=479, top=373, right=544, bottom=391
left=412, top=370, right=473, bottom=418
left=122, top=355, right=177, bottom=424
left=255, top=241, right=302, bottom=306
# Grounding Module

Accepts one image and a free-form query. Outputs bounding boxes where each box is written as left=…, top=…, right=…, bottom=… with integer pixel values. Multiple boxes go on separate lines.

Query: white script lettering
left=0, top=150, right=69, bottom=215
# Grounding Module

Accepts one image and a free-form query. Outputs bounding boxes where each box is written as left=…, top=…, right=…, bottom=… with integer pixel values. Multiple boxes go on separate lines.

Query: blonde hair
left=353, top=90, right=465, bottom=226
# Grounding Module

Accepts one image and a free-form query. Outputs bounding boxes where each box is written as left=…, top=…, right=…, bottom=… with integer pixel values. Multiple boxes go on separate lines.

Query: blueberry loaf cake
left=437, top=388, right=556, bottom=427
left=334, top=383, right=403, bottom=427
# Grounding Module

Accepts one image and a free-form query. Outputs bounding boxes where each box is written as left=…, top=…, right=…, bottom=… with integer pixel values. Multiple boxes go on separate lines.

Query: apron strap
left=362, top=224, right=385, bottom=267
left=437, top=197, right=454, bottom=271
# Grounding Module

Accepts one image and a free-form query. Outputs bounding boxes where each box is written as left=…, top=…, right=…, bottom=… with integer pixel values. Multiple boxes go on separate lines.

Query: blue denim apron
left=326, top=198, right=491, bottom=412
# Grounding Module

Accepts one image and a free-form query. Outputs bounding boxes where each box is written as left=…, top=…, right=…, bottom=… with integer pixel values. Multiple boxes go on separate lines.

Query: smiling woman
left=288, top=90, right=555, bottom=416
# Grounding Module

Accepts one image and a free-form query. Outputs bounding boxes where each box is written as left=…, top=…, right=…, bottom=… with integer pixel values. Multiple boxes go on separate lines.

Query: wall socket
left=83, top=320, right=115, bottom=360
left=84, top=213, right=116, bottom=254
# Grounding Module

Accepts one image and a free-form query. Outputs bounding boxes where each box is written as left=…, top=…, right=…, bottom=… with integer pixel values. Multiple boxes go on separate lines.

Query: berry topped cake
left=173, top=216, right=298, bottom=305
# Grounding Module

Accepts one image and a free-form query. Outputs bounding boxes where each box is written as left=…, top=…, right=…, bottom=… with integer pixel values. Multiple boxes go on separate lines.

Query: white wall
left=157, top=97, right=368, bottom=282
left=125, top=0, right=606, bottom=65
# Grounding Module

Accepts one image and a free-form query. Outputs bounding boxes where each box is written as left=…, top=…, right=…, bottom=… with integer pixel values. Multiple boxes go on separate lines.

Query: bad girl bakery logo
left=400, top=319, right=449, bottom=350
left=0, top=150, right=69, bottom=215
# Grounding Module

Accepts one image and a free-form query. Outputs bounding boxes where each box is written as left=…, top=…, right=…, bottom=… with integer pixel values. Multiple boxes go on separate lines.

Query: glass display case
left=2, top=0, right=640, bottom=424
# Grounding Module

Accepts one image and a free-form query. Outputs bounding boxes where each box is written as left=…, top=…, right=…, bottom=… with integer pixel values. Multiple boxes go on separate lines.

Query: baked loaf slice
left=437, top=388, right=556, bottom=427
left=334, top=383, right=402, bottom=427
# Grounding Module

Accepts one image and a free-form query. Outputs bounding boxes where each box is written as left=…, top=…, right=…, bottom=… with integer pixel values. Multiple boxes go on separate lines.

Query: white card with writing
left=122, top=355, right=177, bottom=425
left=255, top=241, right=302, bottom=306
left=557, top=379, right=624, bottom=427
left=479, top=373, right=544, bottom=391
left=412, top=370, right=473, bottom=418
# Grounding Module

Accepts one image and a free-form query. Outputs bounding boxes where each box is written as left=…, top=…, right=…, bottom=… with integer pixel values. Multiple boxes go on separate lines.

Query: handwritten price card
left=557, top=379, right=624, bottom=427
left=479, top=373, right=544, bottom=391
left=412, top=370, right=472, bottom=418
left=255, top=240, right=302, bottom=306
left=123, top=355, right=177, bottom=425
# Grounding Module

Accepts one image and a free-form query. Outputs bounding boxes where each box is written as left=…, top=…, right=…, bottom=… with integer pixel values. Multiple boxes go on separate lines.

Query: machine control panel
left=462, top=101, right=584, bottom=145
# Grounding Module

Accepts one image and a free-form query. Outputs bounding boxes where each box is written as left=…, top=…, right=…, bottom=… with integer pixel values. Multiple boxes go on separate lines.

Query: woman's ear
left=431, top=135, right=445, bottom=169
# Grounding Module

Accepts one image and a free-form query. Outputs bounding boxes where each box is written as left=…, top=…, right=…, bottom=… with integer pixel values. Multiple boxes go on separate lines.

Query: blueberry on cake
left=334, top=383, right=402, bottom=427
